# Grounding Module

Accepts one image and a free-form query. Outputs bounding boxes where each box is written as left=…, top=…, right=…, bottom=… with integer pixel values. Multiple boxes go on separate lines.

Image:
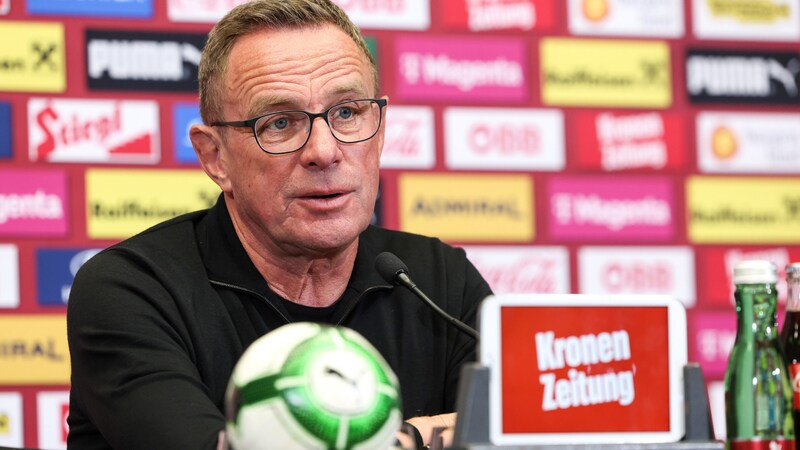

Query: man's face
left=216, top=24, right=384, bottom=256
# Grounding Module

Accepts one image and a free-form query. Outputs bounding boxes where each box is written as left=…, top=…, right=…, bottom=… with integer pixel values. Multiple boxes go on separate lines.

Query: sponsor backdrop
left=0, top=0, right=799, bottom=446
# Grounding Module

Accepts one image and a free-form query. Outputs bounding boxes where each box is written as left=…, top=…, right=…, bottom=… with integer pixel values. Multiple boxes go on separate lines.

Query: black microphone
left=375, top=252, right=479, bottom=340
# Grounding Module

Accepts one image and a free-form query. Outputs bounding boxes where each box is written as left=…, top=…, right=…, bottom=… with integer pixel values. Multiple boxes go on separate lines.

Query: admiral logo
left=573, top=111, right=687, bottom=171
left=173, top=103, right=201, bottom=164
left=0, top=22, right=65, bottom=93
left=87, top=30, right=205, bottom=92
left=442, top=0, right=553, bottom=32
left=0, top=339, right=64, bottom=362
left=28, top=0, right=152, bottom=18
left=0, top=393, right=22, bottom=448
left=578, top=246, right=696, bottom=307
left=29, top=98, right=160, bottom=164
left=541, top=38, right=672, bottom=108
left=0, top=102, right=10, bottom=159
left=168, top=0, right=251, bottom=22
left=463, top=246, right=569, bottom=294
left=395, top=36, right=527, bottom=103
left=0, top=316, right=70, bottom=384
left=548, top=177, right=674, bottom=241
left=444, top=107, right=564, bottom=171
left=697, top=112, right=800, bottom=173
left=37, top=248, right=103, bottom=306
left=381, top=106, right=436, bottom=169
left=0, top=245, right=19, bottom=309
left=334, top=0, right=430, bottom=30
left=687, top=49, right=800, bottom=104
left=688, top=177, right=800, bottom=243
left=693, top=0, right=800, bottom=41
left=568, top=0, right=684, bottom=38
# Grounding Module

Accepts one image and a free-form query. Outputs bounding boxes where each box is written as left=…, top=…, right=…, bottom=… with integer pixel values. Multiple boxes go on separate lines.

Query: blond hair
left=198, top=0, right=378, bottom=124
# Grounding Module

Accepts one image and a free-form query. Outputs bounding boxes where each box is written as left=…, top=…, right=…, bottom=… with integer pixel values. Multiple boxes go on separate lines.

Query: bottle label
left=729, top=438, right=795, bottom=450
left=791, top=363, right=800, bottom=409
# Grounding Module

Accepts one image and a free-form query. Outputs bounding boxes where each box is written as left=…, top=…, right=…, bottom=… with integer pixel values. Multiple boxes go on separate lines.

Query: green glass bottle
left=725, top=260, right=795, bottom=450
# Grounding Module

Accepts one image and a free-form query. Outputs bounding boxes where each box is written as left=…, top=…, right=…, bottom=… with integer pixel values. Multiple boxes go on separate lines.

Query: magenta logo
left=548, top=176, right=674, bottom=241
left=0, top=170, right=68, bottom=236
left=395, top=35, right=528, bottom=103
left=690, top=311, right=736, bottom=378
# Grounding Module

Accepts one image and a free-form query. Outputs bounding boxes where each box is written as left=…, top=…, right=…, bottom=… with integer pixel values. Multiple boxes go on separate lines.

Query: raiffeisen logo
left=395, top=36, right=527, bottom=103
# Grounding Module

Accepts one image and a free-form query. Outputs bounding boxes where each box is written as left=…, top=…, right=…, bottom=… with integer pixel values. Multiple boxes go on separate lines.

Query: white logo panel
left=444, top=107, right=564, bottom=171
left=693, top=0, right=800, bottom=41
left=333, top=0, right=430, bottom=30
left=0, top=392, right=23, bottom=448
left=697, top=112, right=800, bottom=173
left=0, top=244, right=19, bottom=309
left=568, top=0, right=684, bottom=37
left=167, top=0, right=250, bottom=22
left=462, top=246, right=570, bottom=294
left=381, top=105, right=436, bottom=169
left=37, top=391, right=70, bottom=450
left=578, top=246, right=695, bottom=307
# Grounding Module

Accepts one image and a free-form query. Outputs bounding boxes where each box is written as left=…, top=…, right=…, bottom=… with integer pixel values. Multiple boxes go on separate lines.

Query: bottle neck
left=786, top=275, right=800, bottom=312
left=735, top=283, right=779, bottom=341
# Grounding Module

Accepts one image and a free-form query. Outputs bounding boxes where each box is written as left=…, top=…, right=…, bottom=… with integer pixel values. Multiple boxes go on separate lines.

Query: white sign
left=462, top=245, right=570, bottom=294
left=693, top=0, right=800, bottom=41
left=0, top=244, right=19, bottom=308
left=0, top=392, right=23, bottom=448
left=37, top=391, right=70, bottom=450
left=578, top=246, right=696, bottom=307
left=697, top=112, right=800, bottom=174
left=0, top=0, right=9, bottom=15
left=444, top=107, right=564, bottom=171
left=568, top=0, right=684, bottom=37
left=167, top=0, right=249, bottom=22
left=333, top=0, right=430, bottom=30
left=381, top=105, right=436, bottom=169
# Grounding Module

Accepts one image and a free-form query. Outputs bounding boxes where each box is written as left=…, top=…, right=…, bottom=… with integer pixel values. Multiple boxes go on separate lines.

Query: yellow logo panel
left=399, top=173, right=534, bottom=243
left=0, top=315, right=70, bottom=385
left=687, top=176, right=800, bottom=243
left=540, top=38, right=672, bottom=108
left=0, top=22, right=65, bottom=93
left=86, top=169, right=221, bottom=240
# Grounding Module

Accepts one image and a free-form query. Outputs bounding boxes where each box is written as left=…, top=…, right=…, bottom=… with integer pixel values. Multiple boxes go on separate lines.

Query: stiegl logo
left=596, top=113, right=667, bottom=170
left=536, top=329, right=634, bottom=410
left=465, top=0, right=535, bottom=31
left=0, top=190, right=63, bottom=224
left=400, top=53, right=523, bottom=91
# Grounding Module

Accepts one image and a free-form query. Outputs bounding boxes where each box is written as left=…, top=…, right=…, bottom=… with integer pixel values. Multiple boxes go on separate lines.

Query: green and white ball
left=225, top=322, right=402, bottom=450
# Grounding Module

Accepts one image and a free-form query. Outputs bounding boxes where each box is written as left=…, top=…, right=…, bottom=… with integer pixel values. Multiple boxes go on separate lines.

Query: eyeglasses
left=211, top=98, right=387, bottom=155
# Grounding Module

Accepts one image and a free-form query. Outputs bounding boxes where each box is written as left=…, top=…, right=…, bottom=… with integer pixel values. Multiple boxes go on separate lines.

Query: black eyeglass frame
left=210, top=98, right=388, bottom=155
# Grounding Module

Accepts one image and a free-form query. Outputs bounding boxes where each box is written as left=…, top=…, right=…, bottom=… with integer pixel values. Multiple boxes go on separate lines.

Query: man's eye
left=266, top=116, right=289, bottom=130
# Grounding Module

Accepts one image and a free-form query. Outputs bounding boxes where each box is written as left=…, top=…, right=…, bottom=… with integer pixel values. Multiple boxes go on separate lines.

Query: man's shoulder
left=361, top=225, right=467, bottom=263
left=112, top=209, right=206, bottom=253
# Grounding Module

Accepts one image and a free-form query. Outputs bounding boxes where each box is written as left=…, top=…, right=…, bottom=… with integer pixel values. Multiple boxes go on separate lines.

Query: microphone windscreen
left=374, top=251, right=409, bottom=284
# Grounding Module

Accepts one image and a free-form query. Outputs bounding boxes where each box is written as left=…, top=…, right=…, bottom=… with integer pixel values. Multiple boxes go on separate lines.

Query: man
left=66, top=1, right=492, bottom=448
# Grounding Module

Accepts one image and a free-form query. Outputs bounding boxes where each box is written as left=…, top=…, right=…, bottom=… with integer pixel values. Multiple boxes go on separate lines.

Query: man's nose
left=298, top=116, right=342, bottom=169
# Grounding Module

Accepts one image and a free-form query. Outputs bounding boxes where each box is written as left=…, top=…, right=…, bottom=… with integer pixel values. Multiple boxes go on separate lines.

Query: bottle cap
left=788, top=263, right=800, bottom=279
left=734, top=260, right=778, bottom=284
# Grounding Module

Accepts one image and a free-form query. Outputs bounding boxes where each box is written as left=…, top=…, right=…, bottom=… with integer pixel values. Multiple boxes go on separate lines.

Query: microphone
left=375, top=252, right=479, bottom=340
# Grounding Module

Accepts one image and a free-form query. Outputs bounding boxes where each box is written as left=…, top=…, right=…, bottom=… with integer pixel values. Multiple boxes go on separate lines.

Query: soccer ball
left=225, top=322, right=402, bottom=450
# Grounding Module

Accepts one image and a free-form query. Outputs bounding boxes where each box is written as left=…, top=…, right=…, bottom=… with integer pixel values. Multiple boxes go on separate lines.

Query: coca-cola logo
left=473, top=256, right=557, bottom=293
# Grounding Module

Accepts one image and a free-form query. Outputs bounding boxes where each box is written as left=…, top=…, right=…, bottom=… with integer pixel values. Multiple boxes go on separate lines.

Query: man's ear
left=375, top=95, right=389, bottom=159
left=190, top=124, right=232, bottom=193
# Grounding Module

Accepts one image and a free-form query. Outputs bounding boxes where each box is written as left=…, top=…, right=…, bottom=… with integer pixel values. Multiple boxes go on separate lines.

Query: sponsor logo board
left=0, top=393, right=22, bottom=448
left=547, top=176, right=675, bottom=241
left=0, top=102, right=10, bottom=159
left=28, top=0, right=152, bottom=17
left=578, top=246, right=696, bottom=307
left=0, top=245, right=20, bottom=309
left=381, top=105, right=435, bottom=169
left=568, top=0, right=684, bottom=37
left=37, top=391, right=69, bottom=450
left=28, top=98, right=160, bottom=164
left=572, top=111, right=686, bottom=171
left=696, top=246, right=800, bottom=308
left=173, top=103, right=201, bottom=164
left=167, top=0, right=250, bottom=22
left=0, top=22, right=65, bottom=93
left=395, top=36, right=528, bottom=103
left=86, top=169, right=221, bottom=239
left=0, top=170, right=68, bottom=237
left=444, top=107, right=564, bottom=171
left=687, top=176, right=800, bottom=243
left=697, top=111, right=800, bottom=173
left=399, top=173, right=534, bottom=242
left=0, top=316, right=70, bottom=384
left=686, top=49, right=800, bottom=105
left=462, top=245, right=569, bottom=294
left=440, top=0, right=556, bottom=32
left=689, top=310, right=736, bottom=379
left=87, top=30, right=205, bottom=92
left=333, top=0, right=430, bottom=30
left=541, top=38, right=672, bottom=108
left=693, top=0, right=800, bottom=41
left=0, top=0, right=8, bottom=15
left=37, top=248, right=103, bottom=306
